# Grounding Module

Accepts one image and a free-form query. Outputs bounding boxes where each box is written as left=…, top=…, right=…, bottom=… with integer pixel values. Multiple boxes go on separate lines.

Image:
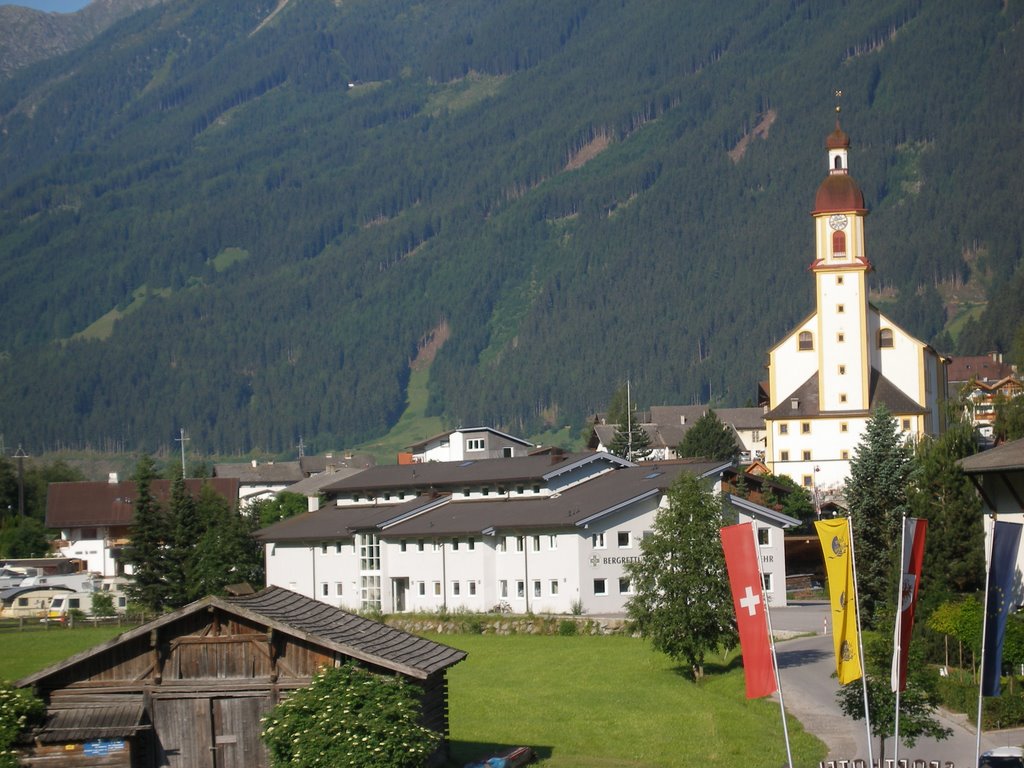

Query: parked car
left=981, top=746, right=1024, bottom=768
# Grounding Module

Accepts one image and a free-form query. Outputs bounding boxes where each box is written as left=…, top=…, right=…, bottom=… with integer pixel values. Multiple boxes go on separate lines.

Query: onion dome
left=814, top=174, right=865, bottom=214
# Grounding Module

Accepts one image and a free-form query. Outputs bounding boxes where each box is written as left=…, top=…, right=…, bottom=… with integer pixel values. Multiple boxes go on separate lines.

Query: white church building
left=763, top=116, right=946, bottom=496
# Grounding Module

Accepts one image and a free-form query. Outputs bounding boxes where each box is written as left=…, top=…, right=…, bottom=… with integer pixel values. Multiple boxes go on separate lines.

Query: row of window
left=591, top=531, right=634, bottom=549
left=350, top=482, right=544, bottom=503
left=797, top=328, right=894, bottom=351
left=777, top=417, right=911, bottom=439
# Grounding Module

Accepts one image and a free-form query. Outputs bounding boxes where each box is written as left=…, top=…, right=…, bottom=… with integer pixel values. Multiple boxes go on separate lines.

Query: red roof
left=46, top=478, right=239, bottom=528
left=813, top=174, right=866, bottom=214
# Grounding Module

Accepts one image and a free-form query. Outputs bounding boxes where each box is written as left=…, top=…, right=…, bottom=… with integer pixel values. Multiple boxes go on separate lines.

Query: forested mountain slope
left=0, top=0, right=165, bottom=77
left=0, top=0, right=1021, bottom=454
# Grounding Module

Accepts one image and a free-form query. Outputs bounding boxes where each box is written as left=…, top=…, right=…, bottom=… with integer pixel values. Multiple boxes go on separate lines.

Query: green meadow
left=0, top=626, right=825, bottom=767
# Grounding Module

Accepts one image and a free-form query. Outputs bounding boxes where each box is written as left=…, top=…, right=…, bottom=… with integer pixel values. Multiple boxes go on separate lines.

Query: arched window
left=879, top=328, right=894, bottom=348
left=798, top=331, right=813, bottom=351
left=832, top=230, right=846, bottom=258
left=834, top=155, right=843, bottom=170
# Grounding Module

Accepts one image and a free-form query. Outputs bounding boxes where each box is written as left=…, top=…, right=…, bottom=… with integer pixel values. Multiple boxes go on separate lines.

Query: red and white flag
left=891, top=517, right=927, bottom=692
left=721, top=522, right=777, bottom=699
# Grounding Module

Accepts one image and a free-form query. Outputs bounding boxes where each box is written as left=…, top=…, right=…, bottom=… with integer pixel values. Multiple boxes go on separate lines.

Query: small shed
left=16, top=586, right=466, bottom=767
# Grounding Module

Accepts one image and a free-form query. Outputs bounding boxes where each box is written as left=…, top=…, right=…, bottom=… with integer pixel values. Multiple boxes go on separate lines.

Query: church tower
left=762, top=112, right=946, bottom=496
left=811, top=112, right=872, bottom=414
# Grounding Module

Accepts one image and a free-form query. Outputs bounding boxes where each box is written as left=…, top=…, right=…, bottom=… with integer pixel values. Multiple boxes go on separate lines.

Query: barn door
left=211, top=696, right=270, bottom=768
left=152, top=698, right=213, bottom=767
left=152, top=696, right=270, bottom=768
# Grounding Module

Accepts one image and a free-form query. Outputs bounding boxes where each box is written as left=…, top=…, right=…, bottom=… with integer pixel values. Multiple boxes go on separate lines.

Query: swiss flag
left=721, top=522, right=777, bottom=699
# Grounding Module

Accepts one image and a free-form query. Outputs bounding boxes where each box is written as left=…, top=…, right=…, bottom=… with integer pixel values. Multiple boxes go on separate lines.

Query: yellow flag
left=815, top=518, right=862, bottom=684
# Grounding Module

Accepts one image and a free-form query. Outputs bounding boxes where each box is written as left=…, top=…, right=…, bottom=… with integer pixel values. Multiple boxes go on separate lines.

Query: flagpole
left=976, top=513, right=996, bottom=764
left=893, top=515, right=907, bottom=768
left=847, top=515, right=875, bottom=768
left=751, top=523, right=793, bottom=768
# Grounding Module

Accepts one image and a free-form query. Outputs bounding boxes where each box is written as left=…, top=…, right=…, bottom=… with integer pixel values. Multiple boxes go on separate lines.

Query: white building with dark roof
left=763, top=117, right=946, bottom=495
left=257, top=453, right=800, bottom=615
left=403, top=427, right=534, bottom=463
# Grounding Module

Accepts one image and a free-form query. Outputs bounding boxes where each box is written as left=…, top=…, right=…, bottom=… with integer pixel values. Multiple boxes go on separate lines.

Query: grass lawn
left=0, top=624, right=131, bottom=682
left=432, top=633, right=826, bottom=768
left=0, top=626, right=826, bottom=767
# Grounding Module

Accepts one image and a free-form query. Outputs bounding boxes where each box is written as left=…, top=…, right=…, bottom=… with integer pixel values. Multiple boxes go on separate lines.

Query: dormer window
left=879, top=328, right=894, bottom=348
left=798, top=331, right=813, bottom=351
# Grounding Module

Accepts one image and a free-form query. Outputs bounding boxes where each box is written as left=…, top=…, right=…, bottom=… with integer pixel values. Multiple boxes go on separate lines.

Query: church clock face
left=829, top=213, right=848, bottom=230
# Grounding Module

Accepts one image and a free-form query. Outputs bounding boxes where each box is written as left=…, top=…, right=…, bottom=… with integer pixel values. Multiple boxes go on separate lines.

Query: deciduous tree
left=836, top=630, right=951, bottom=764
left=625, top=473, right=736, bottom=680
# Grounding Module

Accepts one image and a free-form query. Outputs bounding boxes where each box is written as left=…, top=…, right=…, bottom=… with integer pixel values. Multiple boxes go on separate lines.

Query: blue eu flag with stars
left=983, top=521, right=1023, bottom=696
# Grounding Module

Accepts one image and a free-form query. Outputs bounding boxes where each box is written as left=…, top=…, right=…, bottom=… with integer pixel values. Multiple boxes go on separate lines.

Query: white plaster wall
left=770, top=317, right=819, bottom=409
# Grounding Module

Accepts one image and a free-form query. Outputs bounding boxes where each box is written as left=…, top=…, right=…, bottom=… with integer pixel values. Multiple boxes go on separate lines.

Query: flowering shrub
left=0, top=683, right=43, bottom=768
left=261, top=663, right=440, bottom=768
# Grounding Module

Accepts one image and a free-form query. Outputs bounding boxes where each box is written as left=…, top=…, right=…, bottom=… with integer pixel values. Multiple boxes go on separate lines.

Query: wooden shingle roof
left=17, top=587, right=465, bottom=687
left=32, top=702, right=148, bottom=743
left=225, top=587, right=466, bottom=678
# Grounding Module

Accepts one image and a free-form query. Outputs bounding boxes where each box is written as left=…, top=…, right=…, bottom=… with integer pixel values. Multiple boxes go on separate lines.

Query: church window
left=798, top=331, right=813, bottom=351
left=836, top=276, right=844, bottom=285
left=834, top=155, right=843, bottom=170
left=839, top=365, right=846, bottom=375
left=832, top=230, right=847, bottom=258
left=879, top=328, right=894, bottom=348
left=837, top=332, right=845, bottom=343
left=840, top=393, right=848, bottom=403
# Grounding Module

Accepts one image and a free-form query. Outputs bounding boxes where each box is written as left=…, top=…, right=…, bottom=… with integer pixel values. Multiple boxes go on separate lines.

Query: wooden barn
left=15, top=586, right=466, bottom=767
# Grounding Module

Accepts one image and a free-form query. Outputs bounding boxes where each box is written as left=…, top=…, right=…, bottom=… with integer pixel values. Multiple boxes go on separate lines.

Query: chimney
left=251, top=459, right=258, bottom=468
left=108, top=472, right=118, bottom=484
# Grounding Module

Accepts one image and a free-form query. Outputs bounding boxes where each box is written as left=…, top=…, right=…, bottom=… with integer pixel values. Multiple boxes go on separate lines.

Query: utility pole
left=175, top=428, right=189, bottom=478
left=626, top=379, right=632, bottom=462
left=14, top=444, right=27, bottom=517
left=296, top=436, right=306, bottom=459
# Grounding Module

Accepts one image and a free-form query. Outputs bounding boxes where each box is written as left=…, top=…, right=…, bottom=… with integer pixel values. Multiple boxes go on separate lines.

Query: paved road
left=769, top=603, right=1024, bottom=767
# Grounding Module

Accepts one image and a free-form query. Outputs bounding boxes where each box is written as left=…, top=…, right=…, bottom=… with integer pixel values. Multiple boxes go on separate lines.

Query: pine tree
left=625, top=473, right=736, bottom=680
left=122, top=455, right=170, bottom=612
left=909, top=420, right=984, bottom=602
left=608, top=420, right=653, bottom=461
left=677, top=409, right=739, bottom=462
left=845, top=406, right=912, bottom=630
left=189, top=484, right=264, bottom=598
left=165, top=471, right=199, bottom=609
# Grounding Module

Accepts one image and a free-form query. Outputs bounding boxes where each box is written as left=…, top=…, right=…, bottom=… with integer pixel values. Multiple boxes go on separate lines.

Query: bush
left=0, top=683, right=44, bottom=768
left=558, top=620, right=578, bottom=636
left=935, top=670, right=1024, bottom=729
left=90, top=592, right=116, bottom=618
left=261, top=663, right=440, bottom=768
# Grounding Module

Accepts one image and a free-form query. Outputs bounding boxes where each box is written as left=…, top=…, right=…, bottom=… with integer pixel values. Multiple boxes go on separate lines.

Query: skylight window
left=644, top=471, right=664, bottom=479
